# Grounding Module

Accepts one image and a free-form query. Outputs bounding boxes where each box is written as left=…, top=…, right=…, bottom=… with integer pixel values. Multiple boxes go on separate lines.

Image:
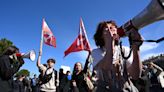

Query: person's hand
left=129, top=29, right=143, bottom=49
left=103, top=27, right=113, bottom=48
left=149, top=62, right=154, bottom=66
left=39, top=50, right=42, bottom=56
left=113, top=34, right=120, bottom=41
left=103, top=27, right=113, bottom=40
left=10, top=53, right=24, bottom=65
left=72, top=80, right=77, bottom=87
left=18, top=57, right=25, bottom=65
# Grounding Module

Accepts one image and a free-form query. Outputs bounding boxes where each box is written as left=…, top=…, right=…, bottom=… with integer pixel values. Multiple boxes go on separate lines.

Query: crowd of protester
left=0, top=20, right=164, bottom=92
left=2, top=60, right=163, bottom=92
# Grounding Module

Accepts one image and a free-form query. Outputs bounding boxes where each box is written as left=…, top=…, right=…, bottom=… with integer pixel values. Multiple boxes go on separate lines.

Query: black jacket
left=13, top=80, right=25, bottom=92
left=0, top=55, right=23, bottom=92
left=72, top=71, right=88, bottom=92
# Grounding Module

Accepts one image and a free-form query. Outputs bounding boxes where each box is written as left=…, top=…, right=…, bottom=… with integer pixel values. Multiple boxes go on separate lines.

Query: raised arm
left=150, top=62, right=163, bottom=72
left=37, top=33, right=43, bottom=67
left=37, top=51, right=42, bottom=67
left=83, top=51, right=91, bottom=74
left=128, top=30, right=143, bottom=80
left=36, top=49, right=47, bottom=72
left=95, top=27, right=113, bottom=70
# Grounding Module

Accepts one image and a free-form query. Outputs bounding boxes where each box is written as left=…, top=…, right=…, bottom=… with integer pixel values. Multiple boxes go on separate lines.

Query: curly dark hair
left=94, top=20, right=117, bottom=48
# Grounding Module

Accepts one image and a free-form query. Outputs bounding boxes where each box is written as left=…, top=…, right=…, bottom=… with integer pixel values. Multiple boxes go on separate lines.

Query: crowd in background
left=0, top=46, right=164, bottom=92
left=4, top=60, right=164, bottom=92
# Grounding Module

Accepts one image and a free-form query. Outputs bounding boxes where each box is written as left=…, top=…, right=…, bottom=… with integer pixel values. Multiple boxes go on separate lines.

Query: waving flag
left=64, top=18, right=91, bottom=57
left=42, top=19, right=56, bottom=48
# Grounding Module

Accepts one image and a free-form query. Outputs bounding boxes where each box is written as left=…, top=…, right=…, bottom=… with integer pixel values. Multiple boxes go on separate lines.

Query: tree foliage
left=15, top=69, right=30, bottom=77
left=0, top=38, right=13, bottom=55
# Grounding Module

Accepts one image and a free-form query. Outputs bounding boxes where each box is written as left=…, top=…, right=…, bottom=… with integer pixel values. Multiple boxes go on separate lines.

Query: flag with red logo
left=64, top=18, right=91, bottom=57
left=42, top=19, right=56, bottom=48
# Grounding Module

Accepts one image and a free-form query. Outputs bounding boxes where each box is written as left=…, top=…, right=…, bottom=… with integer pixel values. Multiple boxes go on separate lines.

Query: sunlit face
left=47, top=61, right=54, bottom=68
left=75, top=62, right=82, bottom=72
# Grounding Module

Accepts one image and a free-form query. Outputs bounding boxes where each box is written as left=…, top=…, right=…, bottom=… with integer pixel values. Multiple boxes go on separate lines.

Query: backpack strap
left=53, top=69, right=59, bottom=86
left=119, top=46, right=130, bottom=84
left=41, top=68, right=54, bottom=84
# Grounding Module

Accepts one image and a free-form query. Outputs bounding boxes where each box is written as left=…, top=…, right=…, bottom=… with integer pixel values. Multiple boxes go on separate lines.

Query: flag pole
left=39, top=18, right=44, bottom=56
left=37, top=18, right=44, bottom=67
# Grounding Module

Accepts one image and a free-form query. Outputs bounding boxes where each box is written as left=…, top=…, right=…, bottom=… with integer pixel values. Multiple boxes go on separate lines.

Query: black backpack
left=39, top=68, right=58, bottom=85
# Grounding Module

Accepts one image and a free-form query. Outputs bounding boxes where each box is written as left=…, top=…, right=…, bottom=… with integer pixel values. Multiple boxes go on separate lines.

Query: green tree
left=0, top=38, right=13, bottom=55
left=15, top=69, right=30, bottom=77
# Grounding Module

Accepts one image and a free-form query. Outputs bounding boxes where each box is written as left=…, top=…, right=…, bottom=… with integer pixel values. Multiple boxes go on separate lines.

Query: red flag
left=42, top=19, right=56, bottom=47
left=64, top=18, right=91, bottom=57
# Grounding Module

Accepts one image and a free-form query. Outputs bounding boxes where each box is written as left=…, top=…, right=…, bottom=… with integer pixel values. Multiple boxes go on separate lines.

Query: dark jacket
left=72, top=71, right=88, bottom=92
left=0, top=55, right=23, bottom=92
left=13, top=79, right=25, bottom=92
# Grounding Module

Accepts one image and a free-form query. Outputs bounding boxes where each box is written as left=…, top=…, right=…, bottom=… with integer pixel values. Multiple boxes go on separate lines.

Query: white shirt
left=39, top=64, right=56, bottom=92
left=91, top=46, right=133, bottom=70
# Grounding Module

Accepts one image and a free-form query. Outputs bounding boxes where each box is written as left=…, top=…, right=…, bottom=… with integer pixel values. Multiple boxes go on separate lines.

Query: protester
left=91, top=20, right=143, bottom=92
left=147, top=62, right=164, bottom=92
left=37, top=50, right=59, bottom=92
left=31, top=74, right=39, bottom=92
left=60, top=70, right=72, bottom=92
left=71, top=61, right=92, bottom=92
left=59, top=68, right=66, bottom=92
left=72, top=62, right=86, bottom=92
left=0, top=46, right=24, bottom=92
left=13, top=74, right=26, bottom=92
left=66, top=71, right=72, bottom=82
left=59, top=68, right=65, bottom=82
left=23, top=76, right=32, bottom=92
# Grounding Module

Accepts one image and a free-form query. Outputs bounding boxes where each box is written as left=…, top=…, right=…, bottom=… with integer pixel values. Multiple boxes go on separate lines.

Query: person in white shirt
left=91, top=20, right=143, bottom=92
left=37, top=50, right=59, bottom=92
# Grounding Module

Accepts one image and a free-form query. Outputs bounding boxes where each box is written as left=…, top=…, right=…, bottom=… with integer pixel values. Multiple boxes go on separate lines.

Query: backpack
left=39, top=68, right=58, bottom=85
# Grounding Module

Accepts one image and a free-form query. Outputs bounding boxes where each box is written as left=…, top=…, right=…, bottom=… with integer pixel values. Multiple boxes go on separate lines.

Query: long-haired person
left=72, top=56, right=92, bottom=92
left=91, top=20, right=143, bottom=92
left=72, top=61, right=90, bottom=92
